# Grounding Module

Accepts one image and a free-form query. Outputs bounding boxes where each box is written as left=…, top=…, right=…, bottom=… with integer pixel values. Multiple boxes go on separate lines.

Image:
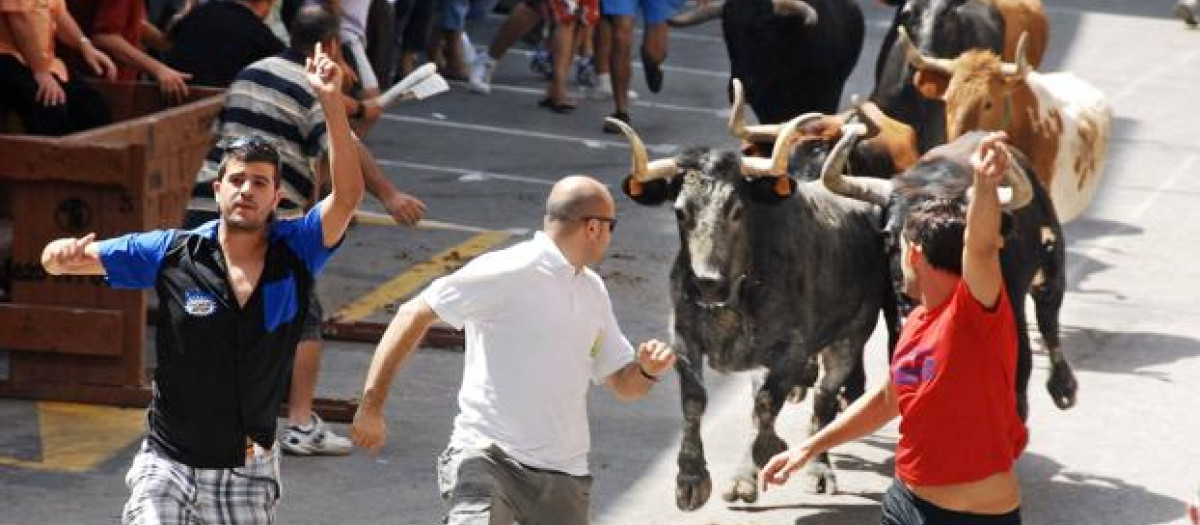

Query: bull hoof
left=676, top=469, right=713, bottom=511
left=787, top=386, right=807, bottom=404
left=801, top=462, right=838, bottom=495
left=720, top=475, right=759, bottom=504
left=1047, top=362, right=1078, bottom=410
left=751, top=433, right=788, bottom=467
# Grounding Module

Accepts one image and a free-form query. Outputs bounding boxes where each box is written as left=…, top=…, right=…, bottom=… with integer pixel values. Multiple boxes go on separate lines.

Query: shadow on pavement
left=1020, top=451, right=1185, bottom=525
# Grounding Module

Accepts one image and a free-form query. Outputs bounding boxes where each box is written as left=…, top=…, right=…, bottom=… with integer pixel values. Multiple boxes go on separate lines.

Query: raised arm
left=41, top=233, right=105, bottom=275
left=962, top=131, right=1008, bottom=309
left=350, top=297, right=441, bottom=453
left=306, top=42, right=364, bottom=247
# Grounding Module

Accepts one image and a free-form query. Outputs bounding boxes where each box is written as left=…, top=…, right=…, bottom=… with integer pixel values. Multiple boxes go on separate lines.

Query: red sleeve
left=89, top=0, right=141, bottom=39
left=950, top=280, right=1011, bottom=332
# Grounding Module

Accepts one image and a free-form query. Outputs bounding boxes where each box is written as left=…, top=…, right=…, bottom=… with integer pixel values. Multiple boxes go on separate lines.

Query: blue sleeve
left=274, top=205, right=340, bottom=275
left=97, top=230, right=176, bottom=289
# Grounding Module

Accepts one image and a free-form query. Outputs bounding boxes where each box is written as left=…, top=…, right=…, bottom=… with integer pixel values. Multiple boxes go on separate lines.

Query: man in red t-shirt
left=760, top=131, right=1027, bottom=525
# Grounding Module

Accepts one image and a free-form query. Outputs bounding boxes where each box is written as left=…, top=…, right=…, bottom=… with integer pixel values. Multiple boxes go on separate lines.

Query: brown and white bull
left=872, top=0, right=1049, bottom=152
left=901, top=28, right=1113, bottom=222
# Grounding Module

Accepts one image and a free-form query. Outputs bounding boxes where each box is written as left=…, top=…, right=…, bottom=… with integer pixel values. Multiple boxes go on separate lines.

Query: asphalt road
left=2, top=1, right=1200, bottom=524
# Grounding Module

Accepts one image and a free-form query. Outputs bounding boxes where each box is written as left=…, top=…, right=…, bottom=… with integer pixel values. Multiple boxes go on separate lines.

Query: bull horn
left=772, top=0, right=818, bottom=25
left=728, top=79, right=783, bottom=143
left=999, top=150, right=1034, bottom=210
left=998, top=31, right=1032, bottom=81
left=820, top=123, right=894, bottom=207
left=606, top=117, right=678, bottom=196
left=899, top=26, right=955, bottom=75
left=740, top=113, right=820, bottom=177
left=668, top=0, right=724, bottom=27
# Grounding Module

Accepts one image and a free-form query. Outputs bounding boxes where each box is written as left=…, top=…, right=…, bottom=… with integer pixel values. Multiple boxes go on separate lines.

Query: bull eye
left=675, top=206, right=690, bottom=226
left=984, top=100, right=994, bottom=111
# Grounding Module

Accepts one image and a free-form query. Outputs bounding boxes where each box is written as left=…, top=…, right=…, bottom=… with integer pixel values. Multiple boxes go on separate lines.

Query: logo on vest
left=184, top=289, right=218, bottom=317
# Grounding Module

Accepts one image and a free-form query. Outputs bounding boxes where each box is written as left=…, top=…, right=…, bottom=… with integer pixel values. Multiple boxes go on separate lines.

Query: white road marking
left=378, top=114, right=681, bottom=155
left=376, top=158, right=557, bottom=186
left=454, top=81, right=729, bottom=117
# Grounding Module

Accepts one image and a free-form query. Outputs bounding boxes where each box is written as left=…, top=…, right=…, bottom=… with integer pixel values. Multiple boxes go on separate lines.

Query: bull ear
left=913, top=69, right=950, bottom=100
left=623, top=175, right=675, bottom=206
left=772, top=175, right=795, bottom=197
left=742, top=176, right=794, bottom=204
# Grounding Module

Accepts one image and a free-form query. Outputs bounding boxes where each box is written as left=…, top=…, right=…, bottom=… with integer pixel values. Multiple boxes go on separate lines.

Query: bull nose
left=694, top=278, right=728, bottom=303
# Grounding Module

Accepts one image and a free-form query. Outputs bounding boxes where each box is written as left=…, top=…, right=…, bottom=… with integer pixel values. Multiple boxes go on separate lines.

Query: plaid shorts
left=122, top=440, right=282, bottom=525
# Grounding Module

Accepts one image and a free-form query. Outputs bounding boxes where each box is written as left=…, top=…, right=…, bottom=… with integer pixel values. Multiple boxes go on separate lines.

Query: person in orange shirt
left=0, top=0, right=116, bottom=135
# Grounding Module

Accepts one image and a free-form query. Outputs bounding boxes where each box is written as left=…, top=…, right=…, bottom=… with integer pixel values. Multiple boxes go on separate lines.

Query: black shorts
left=881, top=480, right=1021, bottom=525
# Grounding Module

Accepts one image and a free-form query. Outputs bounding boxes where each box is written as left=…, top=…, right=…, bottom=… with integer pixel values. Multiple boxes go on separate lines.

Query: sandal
left=538, top=97, right=577, bottom=114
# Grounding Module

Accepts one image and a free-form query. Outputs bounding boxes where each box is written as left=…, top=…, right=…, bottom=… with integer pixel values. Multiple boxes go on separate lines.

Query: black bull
left=818, top=126, right=1079, bottom=421
left=669, top=0, right=864, bottom=125
left=608, top=116, right=898, bottom=510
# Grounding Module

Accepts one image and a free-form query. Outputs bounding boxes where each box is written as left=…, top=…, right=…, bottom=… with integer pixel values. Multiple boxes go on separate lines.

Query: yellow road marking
left=334, top=231, right=512, bottom=323
left=0, top=402, right=144, bottom=472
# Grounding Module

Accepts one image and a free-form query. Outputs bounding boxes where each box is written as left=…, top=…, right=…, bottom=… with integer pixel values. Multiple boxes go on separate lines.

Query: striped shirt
left=192, top=49, right=328, bottom=211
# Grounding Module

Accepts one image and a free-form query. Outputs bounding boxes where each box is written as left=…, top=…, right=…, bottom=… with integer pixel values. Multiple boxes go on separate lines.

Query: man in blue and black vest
left=40, top=41, right=361, bottom=525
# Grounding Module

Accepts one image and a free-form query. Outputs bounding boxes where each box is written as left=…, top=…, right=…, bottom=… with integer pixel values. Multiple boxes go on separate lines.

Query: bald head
left=545, top=175, right=614, bottom=227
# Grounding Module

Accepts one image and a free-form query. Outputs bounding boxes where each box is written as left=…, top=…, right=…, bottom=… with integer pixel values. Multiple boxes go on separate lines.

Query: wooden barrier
left=0, top=82, right=223, bottom=406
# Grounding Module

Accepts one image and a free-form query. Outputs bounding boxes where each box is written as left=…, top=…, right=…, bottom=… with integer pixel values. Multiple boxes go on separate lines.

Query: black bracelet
left=638, top=364, right=659, bottom=383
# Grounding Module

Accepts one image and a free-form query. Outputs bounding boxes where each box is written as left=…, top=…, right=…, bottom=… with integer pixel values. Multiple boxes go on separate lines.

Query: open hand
left=636, top=339, right=676, bottom=379
left=33, top=71, right=66, bottom=106
left=154, top=64, right=192, bottom=102
left=83, top=45, right=118, bottom=81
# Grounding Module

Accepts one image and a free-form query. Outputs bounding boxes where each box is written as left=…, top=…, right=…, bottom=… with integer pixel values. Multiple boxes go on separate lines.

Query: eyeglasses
left=581, top=215, right=617, bottom=232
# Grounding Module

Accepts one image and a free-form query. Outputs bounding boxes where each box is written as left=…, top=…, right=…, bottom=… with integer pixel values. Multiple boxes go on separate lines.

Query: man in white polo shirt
left=350, top=174, right=676, bottom=525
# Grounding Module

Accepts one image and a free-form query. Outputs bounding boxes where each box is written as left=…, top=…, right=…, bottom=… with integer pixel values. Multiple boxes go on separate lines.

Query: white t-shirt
left=421, top=232, right=635, bottom=476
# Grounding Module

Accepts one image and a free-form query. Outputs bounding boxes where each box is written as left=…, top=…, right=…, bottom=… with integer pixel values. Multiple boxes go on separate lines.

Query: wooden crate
left=0, top=82, right=224, bottom=406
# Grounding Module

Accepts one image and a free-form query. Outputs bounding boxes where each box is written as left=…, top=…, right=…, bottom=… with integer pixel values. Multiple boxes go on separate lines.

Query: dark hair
left=215, top=134, right=281, bottom=185
left=903, top=198, right=966, bottom=275
left=288, top=5, right=340, bottom=56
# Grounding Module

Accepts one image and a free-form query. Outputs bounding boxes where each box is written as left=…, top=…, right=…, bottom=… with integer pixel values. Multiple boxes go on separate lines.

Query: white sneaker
left=281, top=413, right=353, bottom=456
left=469, top=55, right=496, bottom=95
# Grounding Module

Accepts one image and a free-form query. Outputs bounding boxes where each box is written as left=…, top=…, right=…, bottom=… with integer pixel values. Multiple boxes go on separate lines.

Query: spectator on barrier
left=41, top=43, right=361, bottom=523
left=352, top=174, right=677, bottom=525
left=65, top=0, right=192, bottom=101
left=162, top=0, right=284, bottom=88
left=188, top=5, right=425, bottom=458
left=0, top=0, right=115, bottom=135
